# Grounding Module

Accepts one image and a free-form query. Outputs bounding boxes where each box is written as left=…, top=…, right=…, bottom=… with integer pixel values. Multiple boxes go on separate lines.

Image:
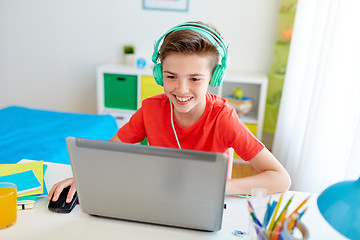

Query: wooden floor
left=231, top=161, right=258, bottom=178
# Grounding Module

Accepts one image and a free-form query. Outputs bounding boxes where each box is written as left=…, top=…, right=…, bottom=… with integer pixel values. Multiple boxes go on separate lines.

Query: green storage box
left=104, top=73, right=138, bottom=110
left=271, top=43, right=290, bottom=74
left=267, top=72, right=285, bottom=100
left=277, top=7, right=296, bottom=43
left=264, top=73, right=284, bottom=134
left=263, top=103, right=280, bottom=134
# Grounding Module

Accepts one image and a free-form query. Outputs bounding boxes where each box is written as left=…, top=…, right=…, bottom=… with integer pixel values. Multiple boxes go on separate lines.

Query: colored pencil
left=246, top=195, right=255, bottom=211
left=248, top=206, right=263, bottom=227
left=273, top=194, right=294, bottom=229
left=270, top=209, right=287, bottom=239
left=263, top=197, right=271, bottom=227
left=298, top=206, right=308, bottom=220
left=288, top=195, right=310, bottom=218
left=267, top=200, right=278, bottom=225
left=280, top=209, right=287, bottom=224
left=287, top=212, right=299, bottom=231
left=268, top=193, right=283, bottom=233
left=271, top=221, right=283, bottom=240
left=290, top=207, right=308, bottom=234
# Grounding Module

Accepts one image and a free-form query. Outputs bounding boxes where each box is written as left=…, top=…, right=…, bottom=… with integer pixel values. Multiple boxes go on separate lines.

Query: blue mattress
left=0, top=106, right=118, bottom=165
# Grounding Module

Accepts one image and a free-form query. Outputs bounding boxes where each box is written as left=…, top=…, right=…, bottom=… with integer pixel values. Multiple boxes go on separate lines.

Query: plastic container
left=250, top=218, right=309, bottom=240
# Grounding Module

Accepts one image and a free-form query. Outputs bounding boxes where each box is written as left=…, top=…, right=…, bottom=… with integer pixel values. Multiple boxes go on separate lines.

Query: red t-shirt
left=117, top=93, right=264, bottom=161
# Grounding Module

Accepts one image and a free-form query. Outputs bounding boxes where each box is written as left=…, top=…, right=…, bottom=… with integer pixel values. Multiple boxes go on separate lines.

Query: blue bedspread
left=0, top=106, right=118, bottom=165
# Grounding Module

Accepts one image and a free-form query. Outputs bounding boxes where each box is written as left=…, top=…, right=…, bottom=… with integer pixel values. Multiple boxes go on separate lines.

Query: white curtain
left=272, top=0, right=360, bottom=193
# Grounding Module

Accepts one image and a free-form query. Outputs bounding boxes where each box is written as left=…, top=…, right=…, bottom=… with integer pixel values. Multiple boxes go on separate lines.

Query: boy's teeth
left=176, top=96, right=192, bottom=102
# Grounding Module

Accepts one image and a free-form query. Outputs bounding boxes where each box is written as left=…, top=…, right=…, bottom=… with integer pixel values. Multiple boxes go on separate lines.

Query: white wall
left=0, top=0, right=280, bottom=113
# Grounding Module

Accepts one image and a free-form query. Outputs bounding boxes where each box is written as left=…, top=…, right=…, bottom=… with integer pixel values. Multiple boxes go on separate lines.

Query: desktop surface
left=2, top=163, right=347, bottom=240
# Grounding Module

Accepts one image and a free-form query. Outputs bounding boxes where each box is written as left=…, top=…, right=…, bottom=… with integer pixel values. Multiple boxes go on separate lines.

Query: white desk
left=2, top=163, right=346, bottom=240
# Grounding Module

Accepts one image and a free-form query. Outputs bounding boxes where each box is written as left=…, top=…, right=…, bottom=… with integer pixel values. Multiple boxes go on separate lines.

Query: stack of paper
left=0, top=160, right=48, bottom=210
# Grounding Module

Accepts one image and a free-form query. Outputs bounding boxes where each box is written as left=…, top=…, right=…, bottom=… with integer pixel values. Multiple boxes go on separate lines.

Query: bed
left=0, top=106, right=118, bottom=165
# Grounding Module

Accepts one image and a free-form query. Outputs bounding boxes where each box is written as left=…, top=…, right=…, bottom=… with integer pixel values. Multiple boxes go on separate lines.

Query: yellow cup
left=0, top=182, right=17, bottom=229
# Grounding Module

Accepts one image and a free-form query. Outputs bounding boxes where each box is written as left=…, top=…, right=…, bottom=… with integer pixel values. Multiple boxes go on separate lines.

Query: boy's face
left=162, top=53, right=211, bottom=118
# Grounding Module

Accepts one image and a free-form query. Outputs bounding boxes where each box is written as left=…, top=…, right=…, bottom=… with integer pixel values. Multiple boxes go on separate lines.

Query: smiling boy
left=49, top=22, right=291, bottom=204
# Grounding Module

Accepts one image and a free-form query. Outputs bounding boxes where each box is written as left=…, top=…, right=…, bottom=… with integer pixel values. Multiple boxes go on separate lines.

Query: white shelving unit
left=97, top=64, right=268, bottom=140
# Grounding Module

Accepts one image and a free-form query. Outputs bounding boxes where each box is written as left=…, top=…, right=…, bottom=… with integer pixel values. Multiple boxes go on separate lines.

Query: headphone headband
left=152, top=23, right=228, bottom=66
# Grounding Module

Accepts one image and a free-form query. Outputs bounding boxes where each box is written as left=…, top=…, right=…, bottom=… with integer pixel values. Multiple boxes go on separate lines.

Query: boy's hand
left=48, top=177, right=77, bottom=203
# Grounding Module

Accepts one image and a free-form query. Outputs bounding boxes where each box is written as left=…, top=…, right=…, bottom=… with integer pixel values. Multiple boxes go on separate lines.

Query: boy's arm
left=225, top=148, right=291, bottom=195
left=109, top=134, right=122, bottom=142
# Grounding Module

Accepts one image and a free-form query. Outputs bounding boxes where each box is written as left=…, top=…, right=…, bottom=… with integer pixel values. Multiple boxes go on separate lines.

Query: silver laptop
left=66, top=137, right=228, bottom=231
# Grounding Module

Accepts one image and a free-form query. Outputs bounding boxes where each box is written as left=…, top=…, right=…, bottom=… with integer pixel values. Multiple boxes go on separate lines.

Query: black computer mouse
left=48, top=186, right=78, bottom=213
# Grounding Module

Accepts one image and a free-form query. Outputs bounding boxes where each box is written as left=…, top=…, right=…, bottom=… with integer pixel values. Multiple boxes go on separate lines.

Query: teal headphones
left=152, top=22, right=229, bottom=87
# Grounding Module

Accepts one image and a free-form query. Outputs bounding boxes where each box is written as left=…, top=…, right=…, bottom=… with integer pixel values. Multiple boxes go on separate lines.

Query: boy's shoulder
left=206, top=92, right=238, bottom=123
left=206, top=92, right=232, bottom=112
left=207, top=92, right=225, bottom=103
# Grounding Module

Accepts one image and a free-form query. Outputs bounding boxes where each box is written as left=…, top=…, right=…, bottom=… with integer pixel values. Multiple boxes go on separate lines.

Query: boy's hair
left=159, top=21, right=222, bottom=74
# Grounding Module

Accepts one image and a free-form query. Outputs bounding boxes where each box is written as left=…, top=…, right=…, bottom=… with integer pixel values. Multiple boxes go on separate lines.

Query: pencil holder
left=250, top=221, right=269, bottom=240
left=250, top=219, right=309, bottom=240
left=280, top=219, right=309, bottom=240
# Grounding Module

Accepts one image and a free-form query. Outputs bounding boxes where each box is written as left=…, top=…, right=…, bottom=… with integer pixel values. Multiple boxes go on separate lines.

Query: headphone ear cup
left=210, top=65, right=225, bottom=87
left=153, top=63, right=163, bottom=86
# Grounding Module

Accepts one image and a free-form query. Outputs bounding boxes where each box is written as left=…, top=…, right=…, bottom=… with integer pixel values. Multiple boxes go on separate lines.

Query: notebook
left=0, top=170, right=42, bottom=195
left=66, top=137, right=228, bottom=231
